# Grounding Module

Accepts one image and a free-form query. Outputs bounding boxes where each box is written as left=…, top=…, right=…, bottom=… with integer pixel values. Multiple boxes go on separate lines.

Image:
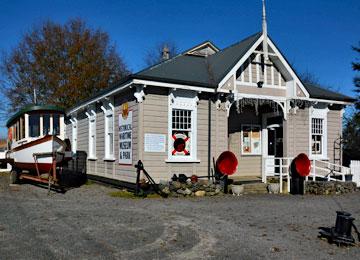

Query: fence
left=350, top=160, right=360, bottom=187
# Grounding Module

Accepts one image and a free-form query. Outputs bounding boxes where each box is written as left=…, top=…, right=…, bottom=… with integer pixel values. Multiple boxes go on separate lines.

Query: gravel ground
left=0, top=172, right=359, bottom=260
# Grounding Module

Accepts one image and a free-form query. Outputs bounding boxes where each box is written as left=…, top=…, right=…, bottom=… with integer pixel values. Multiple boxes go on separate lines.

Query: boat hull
left=8, top=135, right=69, bottom=173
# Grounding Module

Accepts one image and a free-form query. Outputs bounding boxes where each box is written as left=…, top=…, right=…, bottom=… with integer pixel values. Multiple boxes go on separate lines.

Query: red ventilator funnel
left=216, top=151, right=238, bottom=176
left=294, top=153, right=311, bottom=177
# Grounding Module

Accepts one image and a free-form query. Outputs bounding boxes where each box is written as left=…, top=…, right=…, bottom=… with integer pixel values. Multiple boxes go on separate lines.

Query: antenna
left=262, top=0, right=269, bottom=62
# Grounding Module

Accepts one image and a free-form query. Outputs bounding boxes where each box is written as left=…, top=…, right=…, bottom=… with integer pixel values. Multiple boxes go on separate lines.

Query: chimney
left=162, top=45, right=170, bottom=61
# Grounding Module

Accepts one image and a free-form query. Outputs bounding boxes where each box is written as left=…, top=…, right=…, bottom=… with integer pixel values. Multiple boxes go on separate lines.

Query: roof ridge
left=208, top=31, right=262, bottom=58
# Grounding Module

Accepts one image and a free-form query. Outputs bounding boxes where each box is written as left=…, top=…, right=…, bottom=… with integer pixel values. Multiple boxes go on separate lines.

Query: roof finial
left=262, top=0, right=269, bottom=62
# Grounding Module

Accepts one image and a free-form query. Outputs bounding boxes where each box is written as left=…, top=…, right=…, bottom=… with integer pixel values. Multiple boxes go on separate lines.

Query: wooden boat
left=5, top=105, right=72, bottom=185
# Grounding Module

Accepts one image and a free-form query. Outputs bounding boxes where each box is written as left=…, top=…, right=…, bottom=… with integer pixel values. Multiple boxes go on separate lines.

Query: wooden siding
left=228, top=107, right=262, bottom=177
left=66, top=90, right=139, bottom=183
left=221, top=75, right=235, bottom=91
left=296, top=83, right=306, bottom=97
left=236, top=85, right=286, bottom=97
left=327, top=109, right=342, bottom=164
left=141, top=88, right=228, bottom=182
left=284, top=107, right=310, bottom=157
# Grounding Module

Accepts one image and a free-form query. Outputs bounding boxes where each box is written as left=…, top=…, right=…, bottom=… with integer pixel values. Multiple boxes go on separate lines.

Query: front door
left=266, top=117, right=283, bottom=174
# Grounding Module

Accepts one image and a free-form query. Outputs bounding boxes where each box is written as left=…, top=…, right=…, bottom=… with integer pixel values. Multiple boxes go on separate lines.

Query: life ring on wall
left=171, top=133, right=190, bottom=155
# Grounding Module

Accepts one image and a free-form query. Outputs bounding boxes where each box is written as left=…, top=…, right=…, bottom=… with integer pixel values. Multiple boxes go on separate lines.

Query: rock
left=195, top=190, right=206, bottom=197
left=172, top=181, right=182, bottom=189
left=198, top=179, right=208, bottom=185
left=215, top=188, right=221, bottom=194
left=207, top=192, right=216, bottom=196
left=184, top=188, right=192, bottom=195
left=161, top=187, right=170, bottom=195
left=177, top=189, right=185, bottom=195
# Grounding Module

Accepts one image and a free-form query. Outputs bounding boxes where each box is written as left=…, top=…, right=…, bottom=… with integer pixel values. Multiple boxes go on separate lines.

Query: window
left=88, top=114, right=96, bottom=159
left=171, top=109, right=192, bottom=156
left=241, top=125, right=261, bottom=155
left=168, top=91, right=198, bottom=162
left=43, top=114, right=51, bottom=135
left=53, top=114, right=60, bottom=135
left=29, top=114, right=40, bottom=137
left=105, top=111, right=114, bottom=159
left=310, top=108, right=328, bottom=159
left=311, top=118, right=323, bottom=155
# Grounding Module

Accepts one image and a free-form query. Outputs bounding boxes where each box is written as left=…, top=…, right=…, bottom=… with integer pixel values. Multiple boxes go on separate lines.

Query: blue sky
left=0, top=0, right=359, bottom=137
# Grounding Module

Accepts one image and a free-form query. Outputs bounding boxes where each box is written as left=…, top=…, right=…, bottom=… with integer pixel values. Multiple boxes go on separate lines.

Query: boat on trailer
left=5, top=105, right=72, bottom=187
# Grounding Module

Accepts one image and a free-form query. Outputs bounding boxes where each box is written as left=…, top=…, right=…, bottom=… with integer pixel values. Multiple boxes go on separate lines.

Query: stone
left=161, top=187, right=170, bottom=195
left=172, top=181, right=182, bottom=189
left=177, top=189, right=185, bottom=195
left=184, top=188, right=192, bottom=195
left=207, top=192, right=216, bottom=196
left=215, top=188, right=221, bottom=194
left=195, top=190, right=206, bottom=197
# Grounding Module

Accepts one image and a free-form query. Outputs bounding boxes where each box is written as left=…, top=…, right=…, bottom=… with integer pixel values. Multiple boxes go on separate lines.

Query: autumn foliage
left=1, top=18, right=129, bottom=112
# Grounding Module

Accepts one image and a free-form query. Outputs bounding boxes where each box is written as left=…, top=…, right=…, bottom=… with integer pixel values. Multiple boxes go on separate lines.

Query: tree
left=352, top=45, right=360, bottom=110
left=343, top=43, right=360, bottom=163
left=299, top=71, right=320, bottom=85
left=144, top=41, right=178, bottom=67
left=0, top=18, right=130, bottom=112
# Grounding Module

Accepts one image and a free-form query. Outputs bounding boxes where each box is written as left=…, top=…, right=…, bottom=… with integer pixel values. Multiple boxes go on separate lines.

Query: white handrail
left=263, top=157, right=352, bottom=193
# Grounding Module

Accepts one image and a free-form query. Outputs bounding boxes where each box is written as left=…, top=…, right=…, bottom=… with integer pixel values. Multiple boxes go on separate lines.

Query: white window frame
left=86, top=110, right=97, bottom=160
left=241, top=124, right=262, bottom=156
left=166, top=90, right=199, bottom=163
left=309, top=107, right=328, bottom=159
left=70, top=118, right=77, bottom=153
left=101, top=102, right=115, bottom=161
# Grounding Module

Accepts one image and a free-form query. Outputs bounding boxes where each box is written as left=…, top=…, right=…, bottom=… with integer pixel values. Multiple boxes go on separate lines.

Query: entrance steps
left=241, top=183, right=268, bottom=194
left=230, top=176, right=268, bottom=194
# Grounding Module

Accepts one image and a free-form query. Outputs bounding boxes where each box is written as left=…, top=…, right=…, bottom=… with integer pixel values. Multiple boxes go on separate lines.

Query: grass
left=108, top=189, right=163, bottom=199
left=85, top=179, right=95, bottom=185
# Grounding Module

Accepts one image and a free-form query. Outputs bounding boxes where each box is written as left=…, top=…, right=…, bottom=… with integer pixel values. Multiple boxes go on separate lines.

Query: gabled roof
left=135, top=32, right=262, bottom=87
left=304, top=83, right=355, bottom=102
left=68, top=32, right=354, bottom=113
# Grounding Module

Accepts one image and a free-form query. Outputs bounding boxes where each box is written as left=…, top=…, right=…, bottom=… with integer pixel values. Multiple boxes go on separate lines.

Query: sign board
left=144, top=133, right=166, bottom=152
left=119, top=109, right=132, bottom=165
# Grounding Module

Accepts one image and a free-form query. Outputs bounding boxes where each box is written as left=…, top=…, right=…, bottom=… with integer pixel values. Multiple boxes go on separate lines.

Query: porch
left=262, top=157, right=353, bottom=193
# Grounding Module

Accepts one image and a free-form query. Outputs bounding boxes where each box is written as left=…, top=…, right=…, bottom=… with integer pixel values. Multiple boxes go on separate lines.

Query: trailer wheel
left=9, top=169, right=19, bottom=184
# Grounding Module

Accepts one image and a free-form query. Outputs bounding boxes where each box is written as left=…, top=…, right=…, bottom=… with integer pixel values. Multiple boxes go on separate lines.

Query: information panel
left=144, top=133, right=166, bottom=152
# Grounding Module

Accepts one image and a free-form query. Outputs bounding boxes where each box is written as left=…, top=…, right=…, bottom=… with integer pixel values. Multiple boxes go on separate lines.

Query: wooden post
left=279, top=159, right=283, bottom=193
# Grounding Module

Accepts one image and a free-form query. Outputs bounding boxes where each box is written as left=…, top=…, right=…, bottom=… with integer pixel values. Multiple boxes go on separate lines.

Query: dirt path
left=0, top=173, right=359, bottom=259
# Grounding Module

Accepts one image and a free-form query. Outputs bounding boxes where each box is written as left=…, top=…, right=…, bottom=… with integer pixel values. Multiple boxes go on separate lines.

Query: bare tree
left=299, top=70, right=320, bottom=85
left=144, top=41, right=178, bottom=67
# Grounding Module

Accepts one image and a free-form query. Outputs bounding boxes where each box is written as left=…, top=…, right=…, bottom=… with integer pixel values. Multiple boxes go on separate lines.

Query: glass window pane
left=53, top=114, right=60, bottom=135
left=29, top=114, right=40, bottom=137
left=43, top=114, right=51, bottom=135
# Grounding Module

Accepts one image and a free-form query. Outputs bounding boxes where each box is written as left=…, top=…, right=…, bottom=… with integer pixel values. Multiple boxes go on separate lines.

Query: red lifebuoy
left=171, top=133, right=190, bottom=155
left=294, top=153, right=311, bottom=177
left=216, top=151, right=238, bottom=176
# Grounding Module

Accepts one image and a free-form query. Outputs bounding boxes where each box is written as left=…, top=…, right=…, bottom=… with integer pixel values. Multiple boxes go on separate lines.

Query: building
left=65, top=5, right=354, bottom=185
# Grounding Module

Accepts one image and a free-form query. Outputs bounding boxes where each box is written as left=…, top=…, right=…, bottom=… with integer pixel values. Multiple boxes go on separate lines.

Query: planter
left=231, top=184, right=244, bottom=196
left=268, top=183, right=280, bottom=194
